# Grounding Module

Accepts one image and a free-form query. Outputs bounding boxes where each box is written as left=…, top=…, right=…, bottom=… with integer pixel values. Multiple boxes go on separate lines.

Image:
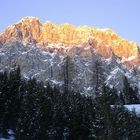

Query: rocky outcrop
left=0, top=17, right=139, bottom=62
left=0, top=39, right=140, bottom=94
left=0, top=17, right=140, bottom=94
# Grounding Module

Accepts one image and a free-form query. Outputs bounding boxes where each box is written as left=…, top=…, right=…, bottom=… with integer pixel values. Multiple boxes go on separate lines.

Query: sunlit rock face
left=0, top=17, right=140, bottom=94
left=0, top=17, right=139, bottom=61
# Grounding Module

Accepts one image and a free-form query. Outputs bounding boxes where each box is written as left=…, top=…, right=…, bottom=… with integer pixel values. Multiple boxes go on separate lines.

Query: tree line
left=0, top=67, right=140, bottom=140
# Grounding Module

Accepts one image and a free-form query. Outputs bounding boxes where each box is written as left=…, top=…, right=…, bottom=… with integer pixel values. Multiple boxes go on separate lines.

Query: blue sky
left=0, top=0, right=140, bottom=44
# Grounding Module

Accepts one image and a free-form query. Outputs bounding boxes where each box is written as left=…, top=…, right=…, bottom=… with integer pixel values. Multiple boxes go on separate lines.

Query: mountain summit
left=0, top=17, right=139, bottom=62
left=0, top=17, right=140, bottom=94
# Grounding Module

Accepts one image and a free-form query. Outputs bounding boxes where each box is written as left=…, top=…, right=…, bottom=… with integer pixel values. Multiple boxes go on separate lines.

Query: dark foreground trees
left=0, top=68, right=140, bottom=140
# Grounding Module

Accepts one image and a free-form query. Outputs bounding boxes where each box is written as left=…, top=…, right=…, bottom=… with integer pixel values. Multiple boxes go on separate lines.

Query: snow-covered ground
left=0, top=137, right=14, bottom=140
left=111, top=104, right=140, bottom=115
left=0, top=129, right=15, bottom=140
left=124, top=104, right=140, bottom=115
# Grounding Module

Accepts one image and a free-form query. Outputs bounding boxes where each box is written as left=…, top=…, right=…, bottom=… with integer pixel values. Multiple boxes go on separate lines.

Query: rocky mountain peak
left=0, top=17, right=140, bottom=94
left=0, top=17, right=139, bottom=66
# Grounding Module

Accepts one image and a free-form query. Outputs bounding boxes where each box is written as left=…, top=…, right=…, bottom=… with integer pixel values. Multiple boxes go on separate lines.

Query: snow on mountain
left=0, top=17, right=140, bottom=94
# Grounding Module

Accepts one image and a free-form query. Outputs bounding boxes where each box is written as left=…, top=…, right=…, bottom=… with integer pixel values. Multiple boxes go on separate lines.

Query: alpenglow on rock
left=0, top=16, right=140, bottom=94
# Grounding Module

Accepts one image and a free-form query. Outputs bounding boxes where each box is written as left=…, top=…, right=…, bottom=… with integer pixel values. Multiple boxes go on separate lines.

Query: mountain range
left=0, top=16, right=140, bottom=95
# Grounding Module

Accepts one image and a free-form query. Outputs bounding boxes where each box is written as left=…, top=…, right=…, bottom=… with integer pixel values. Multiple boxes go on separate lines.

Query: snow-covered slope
left=0, top=40, right=139, bottom=95
left=0, top=17, right=140, bottom=95
left=125, top=104, right=140, bottom=115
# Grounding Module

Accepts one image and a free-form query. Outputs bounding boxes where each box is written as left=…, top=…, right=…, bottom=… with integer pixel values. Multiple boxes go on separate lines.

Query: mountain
left=0, top=16, right=140, bottom=94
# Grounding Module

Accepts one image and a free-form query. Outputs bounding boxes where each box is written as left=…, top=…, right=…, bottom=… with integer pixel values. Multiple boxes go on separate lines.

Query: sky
left=0, top=0, right=140, bottom=44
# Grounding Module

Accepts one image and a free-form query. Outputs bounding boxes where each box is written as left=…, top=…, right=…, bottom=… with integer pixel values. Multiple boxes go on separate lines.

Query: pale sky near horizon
left=0, top=0, right=140, bottom=44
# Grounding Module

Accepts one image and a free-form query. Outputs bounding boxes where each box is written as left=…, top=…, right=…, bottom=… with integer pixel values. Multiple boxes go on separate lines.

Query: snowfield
left=0, top=130, right=15, bottom=140
left=124, top=104, right=140, bottom=115
left=111, top=104, right=140, bottom=115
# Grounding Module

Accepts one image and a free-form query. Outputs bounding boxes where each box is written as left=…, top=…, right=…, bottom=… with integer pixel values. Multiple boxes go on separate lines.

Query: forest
left=0, top=67, right=140, bottom=140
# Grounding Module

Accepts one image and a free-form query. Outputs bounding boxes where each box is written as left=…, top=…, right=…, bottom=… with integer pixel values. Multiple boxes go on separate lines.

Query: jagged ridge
left=0, top=17, right=139, bottom=61
left=0, top=17, right=140, bottom=95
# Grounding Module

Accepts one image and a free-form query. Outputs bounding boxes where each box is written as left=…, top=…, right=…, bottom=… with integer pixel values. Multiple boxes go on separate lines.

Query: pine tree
left=119, top=92, right=125, bottom=105
left=95, top=85, right=119, bottom=139
left=123, top=77, right=139, bottom=104
left=0, top=67, right=22, bottom=138
left=57, top=55, right=76, bottom=93
left=93, top=60, right=105, bottom=95
left=111, top=105, right=140, bottom=140
left=0, top=71, right=8, bottom=136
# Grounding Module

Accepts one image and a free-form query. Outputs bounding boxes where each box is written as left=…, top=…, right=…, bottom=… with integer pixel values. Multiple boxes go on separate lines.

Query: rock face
left=0, top=17, right=140, bottom=94
left=0, top=17, right=139, bottom=60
